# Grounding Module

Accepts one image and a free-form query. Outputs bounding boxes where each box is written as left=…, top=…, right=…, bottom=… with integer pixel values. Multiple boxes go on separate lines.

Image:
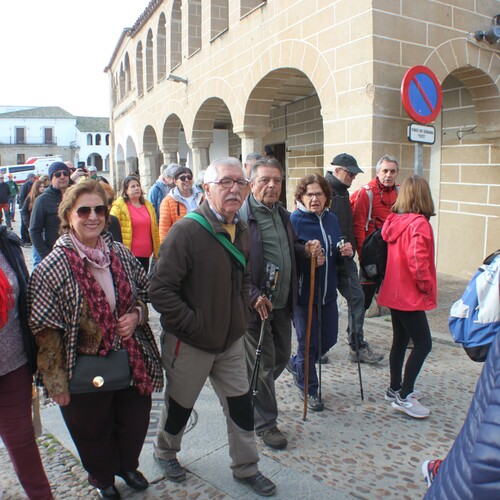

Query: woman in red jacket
left=377, top=175, right=436, bottom=419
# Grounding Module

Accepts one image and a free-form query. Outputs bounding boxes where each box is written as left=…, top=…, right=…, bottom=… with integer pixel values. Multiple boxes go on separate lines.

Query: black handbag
left=69, top=349, right=132, bottom=393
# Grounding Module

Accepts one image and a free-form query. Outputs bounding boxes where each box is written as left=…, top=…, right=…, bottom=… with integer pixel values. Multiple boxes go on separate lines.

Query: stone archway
left=424, top=39, right=500, bottom=276
left=243, top=68, right=324, bottom=206
left=191, top=97, right=236, bottom=176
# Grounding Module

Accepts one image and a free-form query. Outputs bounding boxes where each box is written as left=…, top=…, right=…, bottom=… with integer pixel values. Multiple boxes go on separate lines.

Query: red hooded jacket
left=377, top=212, right=437, bottom=311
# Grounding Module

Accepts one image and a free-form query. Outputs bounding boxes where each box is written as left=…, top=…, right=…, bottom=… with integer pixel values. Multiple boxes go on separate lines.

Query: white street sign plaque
left=407, top=123, right=435, bottom=145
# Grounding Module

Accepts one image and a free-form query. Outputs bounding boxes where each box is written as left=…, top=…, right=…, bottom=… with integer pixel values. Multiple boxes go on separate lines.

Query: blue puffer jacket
left=291, top=205, right=343, bottom=306
left=426, top=328, right=500, bottom=499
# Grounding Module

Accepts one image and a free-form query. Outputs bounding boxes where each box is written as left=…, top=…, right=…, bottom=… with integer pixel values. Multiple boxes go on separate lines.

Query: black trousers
left=20, top=220, right=31, bottom=243
left=60, top=386, right=151, bottom=488
left=136, top=256, right=150, bottom=274
left=389, top=309, right=432, bottom=398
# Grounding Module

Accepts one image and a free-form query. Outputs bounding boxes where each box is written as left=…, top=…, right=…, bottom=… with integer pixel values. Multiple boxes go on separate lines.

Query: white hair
left=204, top=157, right=244, bottom=184
left=376, top=154, right=399, bottom=172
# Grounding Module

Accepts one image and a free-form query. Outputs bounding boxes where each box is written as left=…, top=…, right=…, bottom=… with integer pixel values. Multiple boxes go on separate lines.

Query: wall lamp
left=474, top=15, right=500, bottom=44
left=167, top=73, right=188, bottom=85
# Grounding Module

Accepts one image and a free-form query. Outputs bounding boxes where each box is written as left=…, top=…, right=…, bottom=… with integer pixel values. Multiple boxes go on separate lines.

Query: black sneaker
left=154, top=456, right=186, bottom=482
left=233, top=471, right=276, bottom=496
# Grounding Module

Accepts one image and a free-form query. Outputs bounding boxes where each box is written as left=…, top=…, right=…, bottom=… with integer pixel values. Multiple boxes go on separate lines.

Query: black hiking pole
left=340, top=237, right=364, bottom=401
left=250, top=263, right=279, bottom=407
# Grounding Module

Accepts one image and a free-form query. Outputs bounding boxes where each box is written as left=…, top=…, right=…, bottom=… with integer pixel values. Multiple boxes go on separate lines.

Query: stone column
left=162, top=149, right=178, bottom=165
left=138, top=152, right=157, bottom=193
left=189, top=143, right=210, bottom=178
left=234, top=126, right=270, bottom=164
left=115, top=160, right=126, bottom=191
left=126, top=156, right=137, bottom=175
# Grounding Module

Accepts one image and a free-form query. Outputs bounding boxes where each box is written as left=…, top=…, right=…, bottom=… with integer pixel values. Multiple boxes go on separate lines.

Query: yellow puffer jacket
left=110, top=197, right=160, bottom=259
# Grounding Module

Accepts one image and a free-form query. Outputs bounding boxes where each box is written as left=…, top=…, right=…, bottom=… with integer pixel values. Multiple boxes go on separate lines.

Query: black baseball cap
left=330, top=153, right=364, bottom=174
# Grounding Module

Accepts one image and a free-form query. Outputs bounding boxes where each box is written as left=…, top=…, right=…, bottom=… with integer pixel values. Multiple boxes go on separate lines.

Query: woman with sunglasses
left=28, top=180, right=163, bottom=499
left=111, top=175, right=159, bottom=273
left=158, top=166, right=204, bottom=241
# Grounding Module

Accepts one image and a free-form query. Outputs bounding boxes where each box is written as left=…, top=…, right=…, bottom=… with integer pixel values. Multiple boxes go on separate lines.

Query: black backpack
left=360, top=228, right=387, bottom=284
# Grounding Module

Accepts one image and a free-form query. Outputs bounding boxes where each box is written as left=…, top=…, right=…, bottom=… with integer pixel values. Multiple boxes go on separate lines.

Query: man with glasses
left=150, top=157, right=277, bottom=497
left=325, top=153, right=384, bottom=364
left=30, top=161, right=70, bottom=263
left=351, top=154, right=399, bottom=310
left=241, top=158, right=322, bottom=450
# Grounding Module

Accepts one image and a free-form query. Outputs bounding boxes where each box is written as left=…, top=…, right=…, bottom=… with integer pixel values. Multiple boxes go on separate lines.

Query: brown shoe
left=257, top=427, right=287, bottom=450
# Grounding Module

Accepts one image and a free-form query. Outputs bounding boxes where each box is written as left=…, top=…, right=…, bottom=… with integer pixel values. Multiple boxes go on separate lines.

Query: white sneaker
left=384, top=387, right=424, bottom=402
left=391, top=394, right=430, bottom=419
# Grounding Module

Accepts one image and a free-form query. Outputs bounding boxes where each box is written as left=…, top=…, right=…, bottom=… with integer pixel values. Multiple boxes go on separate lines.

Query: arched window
left=106, top=134, right=110, bottom=145
left=96, top=134, right=101, bottom=146
left=171, top=0, right=182, bottom=70
left=119, top=63, right=125, bottom=100
left=124, top=52, right=131, bottom=93
left=211, top=0, right=228, bottom=39
left=146, top=29, right=154, bottom=90
left=87, top=134, right=93, bottom=145
left=136, top=41, right=144, bottom=97
left=188, top=1, right=202, bottom=55
left=157, top=13, right=166, bottom=81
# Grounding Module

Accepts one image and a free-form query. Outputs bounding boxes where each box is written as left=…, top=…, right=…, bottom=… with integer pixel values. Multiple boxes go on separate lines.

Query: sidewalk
left=1, top=221, right=477, bottom=499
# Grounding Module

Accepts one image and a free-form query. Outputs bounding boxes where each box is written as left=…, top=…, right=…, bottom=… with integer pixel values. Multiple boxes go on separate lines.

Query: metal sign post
left=401, top=65, right=442, bottom=176
left=414, top=143, right=423, bottom=176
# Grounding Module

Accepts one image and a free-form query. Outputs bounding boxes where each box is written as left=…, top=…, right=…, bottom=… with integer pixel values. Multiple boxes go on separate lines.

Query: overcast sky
left=0, top=0, right=146, bottom=117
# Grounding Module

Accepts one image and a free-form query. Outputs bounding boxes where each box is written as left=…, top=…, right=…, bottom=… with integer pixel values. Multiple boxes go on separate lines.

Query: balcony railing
left=0, top=137, right=58, bottom=145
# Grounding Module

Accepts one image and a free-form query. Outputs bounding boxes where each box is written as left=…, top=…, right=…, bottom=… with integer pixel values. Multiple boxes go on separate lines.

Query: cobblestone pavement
left=1, top=221, right=481, bottom=499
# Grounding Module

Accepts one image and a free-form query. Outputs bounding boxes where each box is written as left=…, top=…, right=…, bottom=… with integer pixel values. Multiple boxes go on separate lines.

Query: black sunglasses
left=75, top=205, right=107, bottom=218
left=178, top=174, right=193, bottom=182
left=54, top=171, right=70, bottom=178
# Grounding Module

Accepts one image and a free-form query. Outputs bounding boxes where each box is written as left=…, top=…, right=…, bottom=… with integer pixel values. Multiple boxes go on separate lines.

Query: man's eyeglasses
left=210, top=177, right=249, bottom=189
left=53, top=171, right=70, bottom=178
left=75, top=205, right=107, bottom=218
left=177, top=174, right=193, bottom=182
left=339, top=168, right=356, bottom=178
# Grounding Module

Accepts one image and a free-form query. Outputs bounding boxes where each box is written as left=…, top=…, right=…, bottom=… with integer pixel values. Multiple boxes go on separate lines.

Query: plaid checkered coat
left=27, top=232, right=163, bottom=393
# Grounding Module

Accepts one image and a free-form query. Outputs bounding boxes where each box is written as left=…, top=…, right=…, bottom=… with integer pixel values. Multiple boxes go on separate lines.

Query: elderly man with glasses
left=150, top=157, right=277, bottom=497
left=29, top=161, right=70, bottom=265
left=325, top=153, right=384, bottom=364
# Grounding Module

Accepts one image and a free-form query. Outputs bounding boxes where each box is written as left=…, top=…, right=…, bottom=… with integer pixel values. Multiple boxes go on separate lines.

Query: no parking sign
left=401, top=65, right=442, bottom=124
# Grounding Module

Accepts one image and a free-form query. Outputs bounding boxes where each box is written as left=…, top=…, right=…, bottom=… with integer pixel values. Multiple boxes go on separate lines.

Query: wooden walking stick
left=302, top=255, right=316, bottom=421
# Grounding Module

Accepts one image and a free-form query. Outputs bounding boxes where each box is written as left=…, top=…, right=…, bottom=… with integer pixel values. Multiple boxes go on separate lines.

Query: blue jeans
left=8, top=196, right=16, bottom=220
left=33, top=247, right=42, bottom=267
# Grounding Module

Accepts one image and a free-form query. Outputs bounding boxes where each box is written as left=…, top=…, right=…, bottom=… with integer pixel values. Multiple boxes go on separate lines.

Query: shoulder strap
left=363, top=185, right=373, bottom=232
left=185, top=212, right=246, bottom=269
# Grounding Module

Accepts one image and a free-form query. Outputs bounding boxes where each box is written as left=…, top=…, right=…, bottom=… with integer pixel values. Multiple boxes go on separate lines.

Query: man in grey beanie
left=29, top=162, right=70, bottom=264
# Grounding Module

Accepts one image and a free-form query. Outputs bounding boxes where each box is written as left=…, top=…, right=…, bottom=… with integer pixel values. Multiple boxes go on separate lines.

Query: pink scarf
left=63, top=241, right=153, bottom=395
